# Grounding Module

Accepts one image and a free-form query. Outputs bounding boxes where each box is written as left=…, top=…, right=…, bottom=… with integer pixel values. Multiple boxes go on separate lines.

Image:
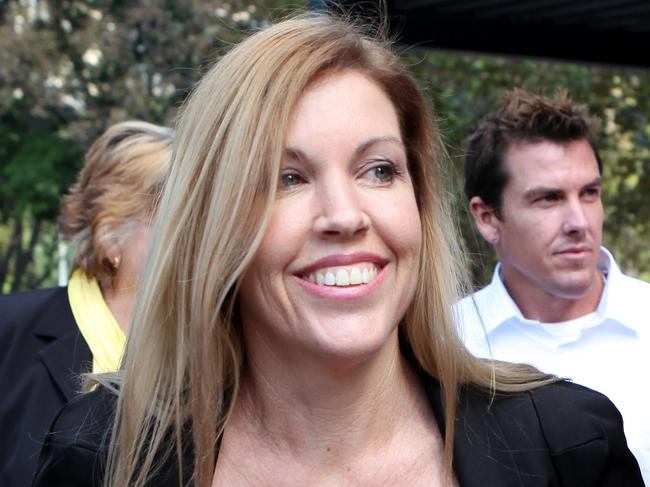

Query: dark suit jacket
left=33, top=364, right=644, bottom=486
left=0, top=287, right=92, bottom=487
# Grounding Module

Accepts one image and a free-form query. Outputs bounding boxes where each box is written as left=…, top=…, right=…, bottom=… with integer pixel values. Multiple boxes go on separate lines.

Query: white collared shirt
left=455, top=247, right=650, bottom=484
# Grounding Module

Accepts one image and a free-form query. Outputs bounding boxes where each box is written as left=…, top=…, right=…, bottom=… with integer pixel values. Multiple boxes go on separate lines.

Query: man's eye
left=280, top=172, right=304, bottom=188
left=541, top=194, right=558, bottom=202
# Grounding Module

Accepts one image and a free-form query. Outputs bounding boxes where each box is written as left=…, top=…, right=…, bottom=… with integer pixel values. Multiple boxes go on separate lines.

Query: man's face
left=492, top=138, right=603, bottom=301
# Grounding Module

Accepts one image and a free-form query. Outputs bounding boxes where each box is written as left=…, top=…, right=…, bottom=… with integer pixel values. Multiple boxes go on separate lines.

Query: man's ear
left=469, top=196, right=501, bottom=245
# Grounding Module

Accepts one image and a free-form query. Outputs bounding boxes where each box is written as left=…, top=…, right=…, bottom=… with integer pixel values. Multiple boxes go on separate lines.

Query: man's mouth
left=556, top=245, right=591, bottom=255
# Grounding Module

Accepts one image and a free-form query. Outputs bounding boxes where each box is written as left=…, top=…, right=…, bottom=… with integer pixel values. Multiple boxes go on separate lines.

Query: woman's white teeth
left=336, top=269, right=350, bottom=286
left=325, top=272, right=336, bottom=285
left=306, top=265, right=378, bottom=287
left=350, top=267, right=362, bottom=285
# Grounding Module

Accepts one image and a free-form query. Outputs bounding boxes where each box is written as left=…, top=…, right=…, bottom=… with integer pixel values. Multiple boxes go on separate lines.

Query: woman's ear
left=469, top=196, right=501, bottom=246
left=105, top=243, right=122, bottom=270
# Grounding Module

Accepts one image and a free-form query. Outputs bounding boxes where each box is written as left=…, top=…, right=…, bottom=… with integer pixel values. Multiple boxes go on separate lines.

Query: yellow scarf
left=67, top=268, right=126, bottom=373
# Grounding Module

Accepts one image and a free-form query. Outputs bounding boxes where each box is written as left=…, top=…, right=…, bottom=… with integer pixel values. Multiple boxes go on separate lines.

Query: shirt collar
left=483, top=247, right=643, bottom=338
left=470, top=264, right=526, bottom=335
left=596, top=247, right=645, bottom=336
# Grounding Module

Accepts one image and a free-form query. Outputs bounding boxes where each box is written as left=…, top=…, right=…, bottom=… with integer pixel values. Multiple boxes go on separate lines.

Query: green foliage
left=0, top=96, right=83, bottom=291
left=1, top=127, right=81, bottom=220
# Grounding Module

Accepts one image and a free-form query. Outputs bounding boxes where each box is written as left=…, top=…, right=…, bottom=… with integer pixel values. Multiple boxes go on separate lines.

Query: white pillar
left=57, top=238, right=68, bottom=286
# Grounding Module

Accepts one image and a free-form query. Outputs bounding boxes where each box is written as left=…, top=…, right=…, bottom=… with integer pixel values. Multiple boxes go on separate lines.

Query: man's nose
left=561, top=198, right=589, bottom=235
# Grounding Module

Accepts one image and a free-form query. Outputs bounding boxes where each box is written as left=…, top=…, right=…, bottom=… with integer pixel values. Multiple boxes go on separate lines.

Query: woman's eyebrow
left=285, top=135, right=404, bottom=162
left=355, top=135, right=404, bottom=155
left=285, top=147, right=307, bottom=162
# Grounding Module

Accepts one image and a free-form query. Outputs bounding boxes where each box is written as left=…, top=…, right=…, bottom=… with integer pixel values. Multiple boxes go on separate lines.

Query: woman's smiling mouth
left=293, top=252, right=388, bottom=296
left=303, top=263, right=379, bottom=287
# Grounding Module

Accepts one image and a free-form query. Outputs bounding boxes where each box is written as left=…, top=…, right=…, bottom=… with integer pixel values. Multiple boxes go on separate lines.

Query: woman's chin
left=298, top=323, right=399, bottom=369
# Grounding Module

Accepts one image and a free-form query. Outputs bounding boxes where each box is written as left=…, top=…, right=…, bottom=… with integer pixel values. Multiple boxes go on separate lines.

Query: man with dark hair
left=456, top=88, right=649, bottom=483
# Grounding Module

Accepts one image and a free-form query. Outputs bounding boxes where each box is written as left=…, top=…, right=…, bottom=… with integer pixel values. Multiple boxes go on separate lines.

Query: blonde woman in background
left=34, top=15, right=642, bottom=487
left=0, top=121, right=172, bottom=486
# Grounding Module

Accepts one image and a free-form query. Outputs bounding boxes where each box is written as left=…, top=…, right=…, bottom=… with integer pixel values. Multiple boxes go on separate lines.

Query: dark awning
left=313, top=0, right=650, bottom=69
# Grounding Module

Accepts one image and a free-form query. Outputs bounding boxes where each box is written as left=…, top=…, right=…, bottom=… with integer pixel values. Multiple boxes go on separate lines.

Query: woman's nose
left=312, top=179, right=370, bottom=240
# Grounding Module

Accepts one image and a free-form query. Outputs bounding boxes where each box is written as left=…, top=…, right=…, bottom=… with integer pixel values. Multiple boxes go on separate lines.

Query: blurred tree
left=0, top=98, right=81, bottom=291
left=0, top=0, right=305, bottom=291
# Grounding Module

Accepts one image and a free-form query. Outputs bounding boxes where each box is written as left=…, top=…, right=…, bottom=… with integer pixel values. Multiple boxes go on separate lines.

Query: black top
left=33, top=362, right=644, bottom=487
left=0, top=287, right=92, bottom=487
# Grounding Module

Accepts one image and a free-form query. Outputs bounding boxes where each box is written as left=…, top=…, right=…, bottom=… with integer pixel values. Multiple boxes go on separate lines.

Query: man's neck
left=502, top=271, right=605, bottom=323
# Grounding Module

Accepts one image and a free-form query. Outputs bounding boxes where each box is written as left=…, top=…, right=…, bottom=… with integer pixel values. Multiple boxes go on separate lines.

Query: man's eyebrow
left=582, top=177, right=603, bottom=189
left=523, top=186, right=562, bottom=199
left=523, top=177, right=603, bottom=199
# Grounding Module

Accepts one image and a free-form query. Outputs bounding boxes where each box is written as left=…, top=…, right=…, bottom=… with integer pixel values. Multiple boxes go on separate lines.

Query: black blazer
left=0, top=287, right=92, bottom=487
left=33, top=365, right=644, bottom=486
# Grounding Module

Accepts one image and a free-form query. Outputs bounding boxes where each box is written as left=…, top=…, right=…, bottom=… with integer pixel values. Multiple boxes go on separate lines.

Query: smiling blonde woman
left=33, top=13, right=642, bottom=487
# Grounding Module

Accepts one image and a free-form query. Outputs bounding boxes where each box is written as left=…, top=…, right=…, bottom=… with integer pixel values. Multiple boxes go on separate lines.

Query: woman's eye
left=366, top=163, right=397, bottom=183
left=280, top=172, right=304, bottom=188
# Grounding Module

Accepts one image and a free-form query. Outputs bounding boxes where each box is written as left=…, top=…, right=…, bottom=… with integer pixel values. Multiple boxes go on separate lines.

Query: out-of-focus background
left=1, top=0, right=648, bottom=293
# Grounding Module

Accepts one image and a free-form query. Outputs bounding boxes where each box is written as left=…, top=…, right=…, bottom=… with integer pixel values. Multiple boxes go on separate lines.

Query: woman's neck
left=216, top=336, right=445, bottom=485
left=100, top=277, right=137, bottom=335
left=243, top=340, right=405, bottom=450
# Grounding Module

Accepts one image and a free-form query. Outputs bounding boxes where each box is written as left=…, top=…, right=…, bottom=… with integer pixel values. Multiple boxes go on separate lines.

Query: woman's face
left=239, top=69, right=422, bottom=367
left=115, top=218, right=153, bottom=290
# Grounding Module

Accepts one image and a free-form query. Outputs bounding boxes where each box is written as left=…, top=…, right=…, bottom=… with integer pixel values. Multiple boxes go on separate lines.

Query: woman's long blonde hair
left=104, top=13, right=554, bottom=487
